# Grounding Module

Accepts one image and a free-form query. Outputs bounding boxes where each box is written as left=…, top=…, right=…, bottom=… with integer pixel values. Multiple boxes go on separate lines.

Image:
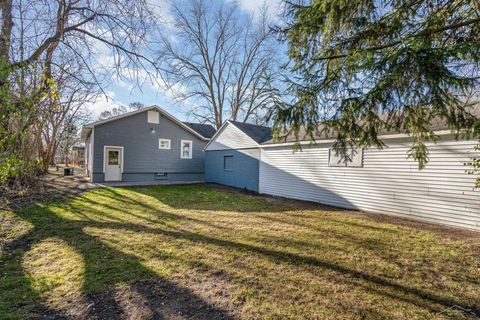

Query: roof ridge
left=229, top=120, right=271, bottom=129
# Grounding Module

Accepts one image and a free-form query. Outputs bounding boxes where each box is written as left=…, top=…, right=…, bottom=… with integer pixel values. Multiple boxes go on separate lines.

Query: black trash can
left=63, top=168, right=74, bottom=176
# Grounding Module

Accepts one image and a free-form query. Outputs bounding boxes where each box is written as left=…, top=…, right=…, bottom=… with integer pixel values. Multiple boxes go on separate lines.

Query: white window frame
left=328, top=147, right=363, bottom=167
left=158, top=138, right=171, bottom=150
left=180, top=140, right=193, bottom=159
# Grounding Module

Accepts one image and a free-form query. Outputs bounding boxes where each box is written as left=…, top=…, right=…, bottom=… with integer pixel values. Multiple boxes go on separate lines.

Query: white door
left=105, top=147, right=122, bottom=181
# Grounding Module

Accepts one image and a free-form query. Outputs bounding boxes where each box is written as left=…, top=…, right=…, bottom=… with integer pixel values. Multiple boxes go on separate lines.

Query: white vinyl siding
left=206, top=122, right=257, bottom=150
left=259, top=138, right=480, bottom=231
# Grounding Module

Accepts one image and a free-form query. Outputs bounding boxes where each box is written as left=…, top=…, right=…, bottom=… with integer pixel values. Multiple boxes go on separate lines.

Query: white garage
left=259, top=132, right=480, bottom=231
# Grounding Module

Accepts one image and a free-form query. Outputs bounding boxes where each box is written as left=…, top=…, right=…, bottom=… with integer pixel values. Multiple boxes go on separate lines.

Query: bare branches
left=0, top=0, right=164, bottom=187
left=159, top=0, right=281, bottom=128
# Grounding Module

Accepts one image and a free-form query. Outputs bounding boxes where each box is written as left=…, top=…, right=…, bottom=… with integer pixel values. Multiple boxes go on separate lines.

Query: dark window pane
left=224, top=155, right=233, bottom=170
left=108, top=150, right=119, bottom=165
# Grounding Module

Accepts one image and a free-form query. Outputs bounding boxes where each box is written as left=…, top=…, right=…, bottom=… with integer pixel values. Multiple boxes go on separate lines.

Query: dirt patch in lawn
left=0, top=172, right=94, bottom=211
left=30, top=276, right=238, bottom=320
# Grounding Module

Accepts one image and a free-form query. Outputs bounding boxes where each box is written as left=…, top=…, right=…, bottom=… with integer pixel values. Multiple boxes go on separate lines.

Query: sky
left=86, top=0, right=284, bottom=122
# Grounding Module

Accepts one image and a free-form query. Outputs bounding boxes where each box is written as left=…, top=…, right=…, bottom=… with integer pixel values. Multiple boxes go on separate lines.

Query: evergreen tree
left=273, top=0, right=480, bottom=168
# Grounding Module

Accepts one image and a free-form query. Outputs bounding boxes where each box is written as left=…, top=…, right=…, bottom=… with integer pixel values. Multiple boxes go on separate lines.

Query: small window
left=147, top=110, right=160, bottom=124
left=159, top=139, right=171, bottom=149
left=328, top=148, right=363, bottom=167
left=180, top=140, right=193, bottom=159
left=108, top=150, right=119, bottom=165
left=224, top=155, right=233, bottom=171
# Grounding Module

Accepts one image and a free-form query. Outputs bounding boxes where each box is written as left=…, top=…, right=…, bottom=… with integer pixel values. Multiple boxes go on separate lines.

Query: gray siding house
left=81, top=106, right=215, bottom=183
left=204, top=121, right=271, bottom=192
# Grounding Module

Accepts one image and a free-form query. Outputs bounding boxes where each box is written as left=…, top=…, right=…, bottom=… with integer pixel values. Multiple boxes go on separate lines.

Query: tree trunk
left=0, top=0, right=13, bottom=60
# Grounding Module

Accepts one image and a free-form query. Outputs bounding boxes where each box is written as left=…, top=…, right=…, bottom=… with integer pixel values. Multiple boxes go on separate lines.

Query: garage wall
left=259, top=137, right=480, bottom=231
left=205, top=148, right=260, bottom=192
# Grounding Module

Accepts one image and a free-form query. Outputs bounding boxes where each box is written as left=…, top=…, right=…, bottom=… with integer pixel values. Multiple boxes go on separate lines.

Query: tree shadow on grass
left=0, top=205, right=236, bottom=320
left=2, top=186, right=479, bottom=319
left=104, top=187, right=480, bottom=315
left=120, top=223, right=480, bottom=315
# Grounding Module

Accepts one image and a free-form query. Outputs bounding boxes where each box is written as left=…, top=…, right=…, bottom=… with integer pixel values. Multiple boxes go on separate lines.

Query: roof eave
left=80, top=126, right=93, bottom=142
left=260, top=129, right=456, bottom=148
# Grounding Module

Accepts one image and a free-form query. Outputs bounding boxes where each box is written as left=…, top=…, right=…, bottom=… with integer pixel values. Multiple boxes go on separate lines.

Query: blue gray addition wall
left=204, top=148, right=260, bottom=192
left=91, top=110, right=207, bottom=182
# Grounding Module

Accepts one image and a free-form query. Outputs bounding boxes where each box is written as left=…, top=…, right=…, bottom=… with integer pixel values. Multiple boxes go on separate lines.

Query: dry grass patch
left=1, top=184, right=479, bottom=319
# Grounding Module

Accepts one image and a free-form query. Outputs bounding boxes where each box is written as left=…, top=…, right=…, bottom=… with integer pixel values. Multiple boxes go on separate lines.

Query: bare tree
left=98, top=105, right=129, bottom=120
left=34, top=53, right=95, bottom=171
left=128, top=101, right=146, bottom=111
left=98, top=102, right=146, bottom=120
left=158, top=0, right=280, bottom=128
left=0, top=0, right=164, bottom=188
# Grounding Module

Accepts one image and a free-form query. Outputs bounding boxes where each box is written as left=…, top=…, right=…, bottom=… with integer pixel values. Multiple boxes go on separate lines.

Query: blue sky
left=86, top=0, right=284, bottom=122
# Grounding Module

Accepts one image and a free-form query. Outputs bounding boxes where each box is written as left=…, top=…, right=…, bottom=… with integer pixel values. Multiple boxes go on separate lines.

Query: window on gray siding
left=224, top=155, right=233, bottom=171
left=181, top=140, right=193, bottom=159
left=328, top=148, right=363, bottom=167
left=159, top=139, right=171, bottom=149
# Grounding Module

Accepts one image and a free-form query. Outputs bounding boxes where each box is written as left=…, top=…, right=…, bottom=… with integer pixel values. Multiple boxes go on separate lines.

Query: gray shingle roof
left=230, top=121, right=272, bottom=144
left=182, top=122, right=216, bottom=138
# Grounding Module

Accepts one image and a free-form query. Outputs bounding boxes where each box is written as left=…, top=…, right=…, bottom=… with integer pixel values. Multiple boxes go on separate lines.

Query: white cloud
left=235, top=0, right=283, bottom=19
left=147, top=0, right=176, bottom=28
left=84, top=91, right=126, bottom=117
left=115, top=67, right=187, bottom=101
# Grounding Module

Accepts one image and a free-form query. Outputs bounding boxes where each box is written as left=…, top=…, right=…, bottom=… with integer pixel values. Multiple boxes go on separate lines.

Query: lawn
left=1, top=185, right=479, bottom=319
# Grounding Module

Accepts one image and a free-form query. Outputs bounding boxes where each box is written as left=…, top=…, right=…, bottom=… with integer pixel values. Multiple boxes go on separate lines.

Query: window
left=159, top=139, right=171, bottom=149
left=328, top=148, right=363, bottom=167
left=147, top=110, right=160, bottom=124
left=180, top=140, right=193, bottom=159
left=108, top=150, right=119, bottom=165
left=224, top=155, right=233, bottom=171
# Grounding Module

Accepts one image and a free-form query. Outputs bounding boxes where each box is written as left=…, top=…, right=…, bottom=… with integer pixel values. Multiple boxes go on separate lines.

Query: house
left=204, top=121, right=272, bottom=192
left=80, top=106, right=216, bottom=183
left=81, top=104, right=479, bottom=231
left=206, top=121, right=480, bottom=231
left=71, top=145, right=85, bottom=166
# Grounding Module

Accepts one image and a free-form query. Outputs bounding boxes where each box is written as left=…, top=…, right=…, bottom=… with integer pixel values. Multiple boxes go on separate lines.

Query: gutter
left=260, top=130, right=454, bottom=148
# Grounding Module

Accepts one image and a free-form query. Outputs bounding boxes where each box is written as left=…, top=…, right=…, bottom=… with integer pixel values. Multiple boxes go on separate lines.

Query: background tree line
left=1, top=0, right=479, bottom=197
left=0, top=0, right=160, bottom=197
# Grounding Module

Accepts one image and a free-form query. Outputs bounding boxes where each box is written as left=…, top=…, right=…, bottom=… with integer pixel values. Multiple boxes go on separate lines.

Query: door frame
left=103, top=145, right=124, bottom=181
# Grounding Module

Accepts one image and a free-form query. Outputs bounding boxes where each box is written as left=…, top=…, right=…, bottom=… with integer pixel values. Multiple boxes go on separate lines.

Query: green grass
left=1, top=185, right=479, bottom=319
